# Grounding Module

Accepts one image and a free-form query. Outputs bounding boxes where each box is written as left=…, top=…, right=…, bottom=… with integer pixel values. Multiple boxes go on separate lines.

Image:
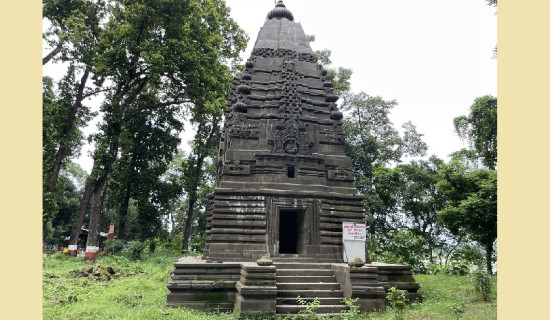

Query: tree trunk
left=69, top=180, right=94, bottom=246
left=118, top=183, right=132, bottom=240
left=86, top=179, right=108, bottom=248
left=181, top=191, right=198, bottom=252
left=486, top=242, right=493, bottom=275
left=43, top=68, right=90, bottom=215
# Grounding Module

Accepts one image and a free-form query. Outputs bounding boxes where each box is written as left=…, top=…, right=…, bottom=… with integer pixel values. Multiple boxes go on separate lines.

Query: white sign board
left=342, top=222, right=366, bottom=241
left=342, top=222, right=367, bottom=262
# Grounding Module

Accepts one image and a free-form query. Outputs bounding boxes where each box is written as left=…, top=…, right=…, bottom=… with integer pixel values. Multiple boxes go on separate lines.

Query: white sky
left=43, top=0, right=496, bottom=173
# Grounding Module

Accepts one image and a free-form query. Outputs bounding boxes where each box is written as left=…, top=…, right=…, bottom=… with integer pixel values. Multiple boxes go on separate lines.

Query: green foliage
left=341, top=297, right=361, bottom=320
left=296, top=296, right=321, bottom=316
left=449, top=300, right=465, bottom=319
left=370, top=229, right=426, bottom=273
left=472, top=267, right=493, bottom=302
left=429, top=261, right=470, bottom=276
left=437, top=160, right=497, bottom=273
left=453, top=96, right=497, bottom=169
left=125, top=241, right=146, bottom=261
left=106, top=239, right=125, bottom=255
left=189, top=235, right=206, bottom=252
left=386, top=287, right=408, bottom=319
left=314, top=48, right=352, bottom=95
left=341, top=92, right=427, bottom=236
left=147, top=238, right=158, bottom=253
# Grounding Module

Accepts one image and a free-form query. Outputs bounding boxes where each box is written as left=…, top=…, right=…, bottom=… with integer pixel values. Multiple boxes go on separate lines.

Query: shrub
left=126, top=241, right=146, bottom=261
left=189, top=235, right=206, bottom=252
left=147, top=238, right=158, bottom=253
left=472, top=267, right=492, bottom=301
left=445, top=261, right=470, bottom=276
left=296, top=296, right=320, bottom=316
left=106, top=239, right=125, bottom=254
left=386, top=287, right=408, bottom=320
left=341, top=297, right=361, bottom=320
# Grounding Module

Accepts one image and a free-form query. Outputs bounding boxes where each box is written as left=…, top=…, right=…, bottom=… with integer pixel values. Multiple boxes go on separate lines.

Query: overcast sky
left=43, top=0, right=496, bottom=173
left=225, top=0, right=497, bottom=160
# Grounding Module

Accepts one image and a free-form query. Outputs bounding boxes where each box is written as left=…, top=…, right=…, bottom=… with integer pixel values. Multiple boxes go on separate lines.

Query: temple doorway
left=278, top=209, right=306, bottom=254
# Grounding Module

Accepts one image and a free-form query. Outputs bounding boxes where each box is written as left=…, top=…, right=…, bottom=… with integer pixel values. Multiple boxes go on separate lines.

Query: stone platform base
left=166, top=258, right=421, bottom=318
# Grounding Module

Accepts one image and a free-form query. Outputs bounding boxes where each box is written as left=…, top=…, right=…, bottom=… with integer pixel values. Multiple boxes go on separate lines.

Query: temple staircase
left=275, top=263, right=349, bottom=316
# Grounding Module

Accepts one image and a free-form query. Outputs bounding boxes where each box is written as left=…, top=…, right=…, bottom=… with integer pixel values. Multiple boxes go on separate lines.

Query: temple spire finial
left=267, top=0, right=294, bottom=21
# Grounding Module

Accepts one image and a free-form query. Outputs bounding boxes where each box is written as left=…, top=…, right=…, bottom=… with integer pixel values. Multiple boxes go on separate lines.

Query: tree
left=341, top=92, right=427, bottom=235
left=437, top=159, right=497, bottom=274
left=104, top=96, right=183, bottom=240
left=453, top=95, right=497, bottom=169
left=313, top=47, right=352, bottom=95
left=63, top=0, right=247, bottom=249
left=42, top=70, right=94, bottom=237
left=42, top=0, right=106, bottom=227
left=396, top=156, right=449, bottom=262
left=181, top=98, right=226, bottom=252
left=43, top=0, right=106, bottom=65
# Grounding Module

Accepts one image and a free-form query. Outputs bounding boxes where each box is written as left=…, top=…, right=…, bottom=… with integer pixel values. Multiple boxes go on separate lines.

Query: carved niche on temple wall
left=327, top=167, right=354, bottom=181
left=222, top=160, right=251, bottom=176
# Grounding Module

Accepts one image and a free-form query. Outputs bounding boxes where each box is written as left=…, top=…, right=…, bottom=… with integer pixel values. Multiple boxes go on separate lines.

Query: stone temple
left=167, top=2, right=420, bottom=317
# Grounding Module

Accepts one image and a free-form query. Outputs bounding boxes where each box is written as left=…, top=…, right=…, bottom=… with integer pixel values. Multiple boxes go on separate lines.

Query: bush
left=189, top=235, right=205, bottom=252
left=125, top=241, right=146, bottom=261
left=472, top=267, right=492, bottom=301
left=386, top=287, right=408, bottom=320
left=106, top=239, right=125, bottom=254
left=147, top=238, right=158, bottom=253
left=445, top=261, right=470, bottom=276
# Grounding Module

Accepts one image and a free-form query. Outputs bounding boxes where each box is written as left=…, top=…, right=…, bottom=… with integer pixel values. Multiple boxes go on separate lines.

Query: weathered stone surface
left=202, top=0, right=366, bottom=263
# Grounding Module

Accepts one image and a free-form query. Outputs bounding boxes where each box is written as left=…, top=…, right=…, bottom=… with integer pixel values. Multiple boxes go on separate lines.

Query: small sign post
left=342, top=222, right=367, bottom=262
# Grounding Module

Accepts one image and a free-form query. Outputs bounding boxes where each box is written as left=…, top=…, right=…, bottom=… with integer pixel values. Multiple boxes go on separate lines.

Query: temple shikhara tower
left=202, top=1, right=364, bottom=263
left=167, top=2, right=420, bottom=317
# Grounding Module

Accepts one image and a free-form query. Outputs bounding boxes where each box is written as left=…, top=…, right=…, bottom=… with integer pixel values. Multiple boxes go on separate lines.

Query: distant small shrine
left=167, top=2, right=420, bottom=317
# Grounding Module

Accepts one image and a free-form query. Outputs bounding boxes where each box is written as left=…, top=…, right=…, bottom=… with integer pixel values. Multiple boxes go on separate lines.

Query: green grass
left=367, top=274, right=497, bottom=320
left=43, top=250, right=235, bottom=320
left=43, top=251, right=496, bottom=319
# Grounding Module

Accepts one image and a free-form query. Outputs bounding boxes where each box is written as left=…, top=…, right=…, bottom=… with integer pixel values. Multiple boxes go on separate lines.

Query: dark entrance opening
left=278, top=209, right=305, bottom=254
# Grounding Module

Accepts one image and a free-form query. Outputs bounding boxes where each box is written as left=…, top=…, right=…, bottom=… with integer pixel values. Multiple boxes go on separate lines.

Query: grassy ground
left=42, top=250, right=496, bottom=319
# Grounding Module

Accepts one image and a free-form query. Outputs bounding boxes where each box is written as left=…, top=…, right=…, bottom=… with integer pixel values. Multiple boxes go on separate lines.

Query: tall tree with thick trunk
left=70, top=0, right=246, bottom=248
left=42, top=0, right=106, bottom=230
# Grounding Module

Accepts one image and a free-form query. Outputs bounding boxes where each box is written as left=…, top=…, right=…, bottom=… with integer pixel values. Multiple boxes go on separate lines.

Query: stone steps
left=276, top=275, right=337, bottom=283
left=276, top=297, right=344, bottom=305
left=274, top=262, right=348, bottom=315
left=277, top=289, right=344, bottom=298
left=274, top=263, right=332, bottom=269
left=276, top=304, right=349, bottom=315
left=277, top=282, right=341, bottom=290
left=277, top=269, right=335, bottom=276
